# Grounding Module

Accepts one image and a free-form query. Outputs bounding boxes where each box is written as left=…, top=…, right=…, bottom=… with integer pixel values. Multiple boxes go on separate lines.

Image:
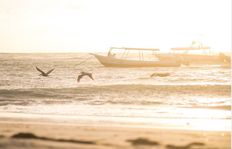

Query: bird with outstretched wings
left=36, top=67, right=55, bottom=77
left=77, top=71, right=94, bottom=82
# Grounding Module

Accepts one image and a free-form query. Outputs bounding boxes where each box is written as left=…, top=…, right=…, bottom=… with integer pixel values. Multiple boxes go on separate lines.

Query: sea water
left=0, top=53, right=230, bottom=131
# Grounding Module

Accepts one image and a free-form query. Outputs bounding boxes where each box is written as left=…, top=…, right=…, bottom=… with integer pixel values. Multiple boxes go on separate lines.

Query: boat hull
left=92, top=54, right=180, bottom=67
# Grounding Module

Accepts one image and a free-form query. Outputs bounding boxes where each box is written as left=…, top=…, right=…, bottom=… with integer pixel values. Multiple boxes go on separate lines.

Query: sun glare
left=0, top=0, right=230, bottom=53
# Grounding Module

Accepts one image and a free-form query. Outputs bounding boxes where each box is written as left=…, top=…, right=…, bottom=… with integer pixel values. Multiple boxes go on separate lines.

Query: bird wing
left=163, top=73, right=170, bottom=77
left=77, top=74, right=84, bottom=82
left=87, top=73, right=94, bottom=80
left=36, top=67, right=45, bottom=75
left=46, top=68, right=55, bottom=75
left=150, top=73, right=156, bottom=77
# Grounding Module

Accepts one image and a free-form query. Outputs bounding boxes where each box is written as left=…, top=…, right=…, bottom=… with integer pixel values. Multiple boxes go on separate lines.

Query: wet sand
left=0, top=117, right=230, bottom=149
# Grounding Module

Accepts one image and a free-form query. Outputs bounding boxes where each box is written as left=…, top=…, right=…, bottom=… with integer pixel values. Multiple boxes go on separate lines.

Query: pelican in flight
left=36, top=67, right=55, bottom=77
left=150, top=72, right=170, bottom=77
left=77, top=71, right=94, bottom=82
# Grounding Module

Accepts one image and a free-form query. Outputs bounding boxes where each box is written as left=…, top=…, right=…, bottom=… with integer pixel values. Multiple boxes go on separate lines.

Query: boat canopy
left=171, top=47, right=210, bottom=51
left=110, top=47, right=160, bottom=51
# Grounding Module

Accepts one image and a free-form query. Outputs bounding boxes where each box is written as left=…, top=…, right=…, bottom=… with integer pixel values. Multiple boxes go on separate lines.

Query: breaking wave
left=0, top=84, right=230, bottom=109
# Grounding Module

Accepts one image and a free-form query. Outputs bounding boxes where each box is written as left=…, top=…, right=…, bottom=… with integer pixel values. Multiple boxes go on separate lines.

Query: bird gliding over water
left=77, top=71, right=94, bottom=82
left=36, top=67, right=55, bottom=77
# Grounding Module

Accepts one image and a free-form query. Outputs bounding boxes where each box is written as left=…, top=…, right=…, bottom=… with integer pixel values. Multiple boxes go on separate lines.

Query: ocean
left=0, top=53, right=230, bottom=131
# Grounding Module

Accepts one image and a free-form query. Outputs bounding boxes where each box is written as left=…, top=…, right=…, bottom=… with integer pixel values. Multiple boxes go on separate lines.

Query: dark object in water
left=150, top=72, right=170, bottom=77
left=36, top=67, right=54, bottom=77
left=77, top=71, right=94, bottom=82
left=11, top=132, right=96, bottom=145
left=127, top=138, right=160, bottom=146
left=166, top=142, right=205, bottom=149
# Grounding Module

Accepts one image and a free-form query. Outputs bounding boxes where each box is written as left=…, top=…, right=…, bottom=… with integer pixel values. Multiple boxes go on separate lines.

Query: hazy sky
left=0, top=0, right=231, bottom=53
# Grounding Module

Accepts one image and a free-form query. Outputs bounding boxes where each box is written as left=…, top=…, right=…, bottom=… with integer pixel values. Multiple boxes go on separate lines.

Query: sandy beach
left=0, top=114, right=230, bottom=149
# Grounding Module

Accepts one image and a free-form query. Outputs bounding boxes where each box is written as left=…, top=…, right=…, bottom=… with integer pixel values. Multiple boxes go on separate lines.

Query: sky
left=0, top=0, right=231, bottom=53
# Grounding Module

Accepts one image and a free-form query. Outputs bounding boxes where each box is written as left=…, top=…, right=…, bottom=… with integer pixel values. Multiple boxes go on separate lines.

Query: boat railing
left=108, top=47, right=160, bottom=61
left=109, top=47, right=160, bottom=51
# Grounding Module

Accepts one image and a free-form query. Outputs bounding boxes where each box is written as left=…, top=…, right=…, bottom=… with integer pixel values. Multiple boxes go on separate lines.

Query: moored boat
left=91, top=47, right=181, bottom=67
left=155, top=43, right=230, bottom=65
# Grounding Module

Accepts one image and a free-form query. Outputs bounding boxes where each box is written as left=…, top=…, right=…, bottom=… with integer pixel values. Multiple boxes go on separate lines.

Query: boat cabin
left=107, top=47, right=160, bottom=61
left=171, top=46, right=211, bottom=55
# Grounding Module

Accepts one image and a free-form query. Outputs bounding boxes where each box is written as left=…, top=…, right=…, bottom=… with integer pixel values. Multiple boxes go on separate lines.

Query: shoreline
left=0, top=111, right=230, bottom=132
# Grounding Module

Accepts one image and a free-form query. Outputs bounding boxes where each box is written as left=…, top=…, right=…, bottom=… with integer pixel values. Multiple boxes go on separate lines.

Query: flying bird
left=77, top=71, right=94, bottom=82
left=150, top=72, right=170, bottom=77
left=36, top=67, right=55, bottom=77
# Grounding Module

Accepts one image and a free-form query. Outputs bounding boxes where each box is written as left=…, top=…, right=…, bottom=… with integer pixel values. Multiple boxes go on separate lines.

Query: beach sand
left=0, top=117, right=230, bottom=149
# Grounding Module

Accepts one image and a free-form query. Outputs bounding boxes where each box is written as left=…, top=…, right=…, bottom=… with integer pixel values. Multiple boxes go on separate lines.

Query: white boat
left=155, top=44, right=230, bottom=65
left=91, top=47, right=181, bottom=67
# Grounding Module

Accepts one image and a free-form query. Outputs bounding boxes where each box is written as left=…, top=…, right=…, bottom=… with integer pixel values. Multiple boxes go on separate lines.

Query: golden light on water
left=1, top=104, right=229, bottom=131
